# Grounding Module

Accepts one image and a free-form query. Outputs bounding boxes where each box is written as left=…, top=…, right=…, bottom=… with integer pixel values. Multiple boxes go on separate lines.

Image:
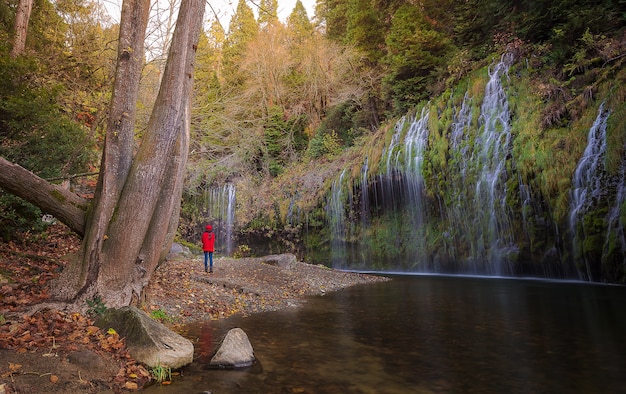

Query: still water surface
left=145, top=275, right=626, bottom=393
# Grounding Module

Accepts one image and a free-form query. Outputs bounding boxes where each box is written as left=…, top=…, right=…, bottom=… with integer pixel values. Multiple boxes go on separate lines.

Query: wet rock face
left=209, top=328, right=255, bottom=368
left=96, top=306, right=194, bottom=369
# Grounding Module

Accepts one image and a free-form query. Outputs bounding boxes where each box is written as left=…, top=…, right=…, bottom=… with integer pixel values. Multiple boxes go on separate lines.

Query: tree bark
left=0, top=157, right=87, bottom=235
left=51, top=0, right=151, bottom=304
left=51, top=0, right=205, bottom=309
left=11, top=0, right=33, bottom=57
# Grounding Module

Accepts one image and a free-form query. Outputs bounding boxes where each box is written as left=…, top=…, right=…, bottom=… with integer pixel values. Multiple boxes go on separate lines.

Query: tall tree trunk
left=11, top=0, right=33, bottom=57
left=51, top=0, right=205, bottom=309
left=51, top=0, right=151, bottom=305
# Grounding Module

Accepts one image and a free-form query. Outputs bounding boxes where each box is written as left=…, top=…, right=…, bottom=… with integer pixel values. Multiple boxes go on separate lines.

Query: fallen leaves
left=0, top=309, right=126, bottom=358
left=0, top=225, right=80, bottom=312
left=0, top=224, right=152, bottom=391
left=0, top=308, right=151, bottom=391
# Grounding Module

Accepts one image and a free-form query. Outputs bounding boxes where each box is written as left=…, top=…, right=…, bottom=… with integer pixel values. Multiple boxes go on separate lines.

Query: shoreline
left=147, top=254, right=391, bottom=326
left=0, top=248, right=389, bottom=393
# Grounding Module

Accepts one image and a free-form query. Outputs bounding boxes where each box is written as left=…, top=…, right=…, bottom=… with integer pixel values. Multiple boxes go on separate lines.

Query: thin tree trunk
left=11, top=0, right=33, bottom=57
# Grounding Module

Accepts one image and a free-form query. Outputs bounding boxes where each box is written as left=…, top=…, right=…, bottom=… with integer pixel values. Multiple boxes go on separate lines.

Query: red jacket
left=202, top=230, right=215, bottom=252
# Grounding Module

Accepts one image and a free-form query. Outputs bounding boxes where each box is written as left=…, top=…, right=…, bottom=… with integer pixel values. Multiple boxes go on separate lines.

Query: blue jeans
left=204, top=251, right=213, bottom=271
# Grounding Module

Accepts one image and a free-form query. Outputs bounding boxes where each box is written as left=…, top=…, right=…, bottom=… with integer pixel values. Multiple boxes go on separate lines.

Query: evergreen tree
left=195, top=20, right=225, bottom=92
left=384, top=4, right=454, bottom=114
left=345, top=0, right=385, bottom=62
left=223, top=0, right=259, bottom=85
left=317, top=0, right=349, bottom=41
left=258, top=0, right=278, bottom=28
left=287, top=0, right=313, bottom=39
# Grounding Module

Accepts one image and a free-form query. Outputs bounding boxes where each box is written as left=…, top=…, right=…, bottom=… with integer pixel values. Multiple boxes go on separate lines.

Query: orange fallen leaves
left=0, top=225, right=155, bottom=391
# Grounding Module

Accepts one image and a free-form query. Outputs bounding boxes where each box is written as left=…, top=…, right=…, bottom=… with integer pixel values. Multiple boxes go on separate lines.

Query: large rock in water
left=209, top=328, right=255, bottom=368
left=96, top=306, right=193, bottom=369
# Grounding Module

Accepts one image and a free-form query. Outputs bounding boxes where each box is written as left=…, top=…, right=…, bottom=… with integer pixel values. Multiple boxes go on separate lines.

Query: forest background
left=1, top=0, right=625, bottom=284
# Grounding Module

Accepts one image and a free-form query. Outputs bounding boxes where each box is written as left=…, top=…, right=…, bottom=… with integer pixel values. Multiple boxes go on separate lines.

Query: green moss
left=49, top=188, right=67, bottom=203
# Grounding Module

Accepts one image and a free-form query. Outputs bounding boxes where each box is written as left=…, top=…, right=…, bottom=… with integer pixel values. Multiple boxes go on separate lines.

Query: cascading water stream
left=401, top=107, right=430, bottom=212
left=398, top=108, right=429, bottom=265
left=224, top=184, right=236, bottom=256
left=444, top=55, right=516, bottom=274
left=603, top=142, right=626, bottom=271
left=379, top=107, right=431, bottom=268
left=473, top=54, right=516, bottom=274
left=377, top=115, right=407, bottom=212
left=327, top=170, right=347, bottom=265
left=446, top=93, right=475, bottom=264
left=569, top=104, right=611, bottom=279
left=360, top=157, right=369, bottom=229
left=204, top=184, right=236, bottom=256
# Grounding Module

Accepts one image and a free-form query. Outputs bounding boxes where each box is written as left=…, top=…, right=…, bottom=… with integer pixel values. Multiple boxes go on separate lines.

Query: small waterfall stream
left=326, top=108, right=430, bottom=270
left=473, top=54, right=516, bottom=274
left=204, top=184, right=236, bottom=256
left=327, top=170, right=348, bottom=265
left=444, top=56, right=517, bottom=274
left=603, top=145, right=626, bottom=274
left=569, top=104, right=611, bottom=279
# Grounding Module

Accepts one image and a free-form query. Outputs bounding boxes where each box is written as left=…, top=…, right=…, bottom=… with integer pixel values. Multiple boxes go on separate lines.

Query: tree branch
left=0, top=157, right=88, bottom=237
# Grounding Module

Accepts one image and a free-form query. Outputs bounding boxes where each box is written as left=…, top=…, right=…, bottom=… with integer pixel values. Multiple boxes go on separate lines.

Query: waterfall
left=603, top=145, right=626, bottom=272
left=450, top=92, right=472, bottom=152
left=444, top=55, right=516, bottom=275
left=384, top=116, right=406, bottom=175
left=378, top=115, right=407, bottom=213
left=205, top=183, right=236, bottom=256
left=327, top=170, right=347, bottom=266
left=473, top=54, right=516, bottom=274
left=319, top=52, right=621, bottom=281
left=377, top=107, right=430, bottom=269
left=446, top=93, right=474, bottom=264
left=325, top=108, right=430, bottom=270
left=360, top=157, right=369, bottom=229
left=224, top=184, right=236, bottom=256
left=402, top=107, right=430, bottom=210
left=399, top=108, right=429, bottom=267
left=570, top=104, right=610, bottom=229
left=569, top=104, right=611, bottom=279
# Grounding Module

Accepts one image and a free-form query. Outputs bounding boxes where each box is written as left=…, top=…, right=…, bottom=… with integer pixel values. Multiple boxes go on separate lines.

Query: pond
left=143, top=274, right=626, bottom=393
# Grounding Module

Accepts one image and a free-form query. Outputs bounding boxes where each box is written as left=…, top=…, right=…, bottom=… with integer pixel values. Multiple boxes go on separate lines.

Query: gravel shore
left=146, top=254, right=390, bottom=325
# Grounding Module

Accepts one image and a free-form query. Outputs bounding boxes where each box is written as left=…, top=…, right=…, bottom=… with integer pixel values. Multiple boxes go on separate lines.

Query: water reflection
left=144, top=275, right=626, bottom=393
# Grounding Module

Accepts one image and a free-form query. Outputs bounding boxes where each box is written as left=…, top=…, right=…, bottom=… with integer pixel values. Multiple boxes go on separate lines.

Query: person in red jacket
left=202, top=225, right=215, bottom=273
